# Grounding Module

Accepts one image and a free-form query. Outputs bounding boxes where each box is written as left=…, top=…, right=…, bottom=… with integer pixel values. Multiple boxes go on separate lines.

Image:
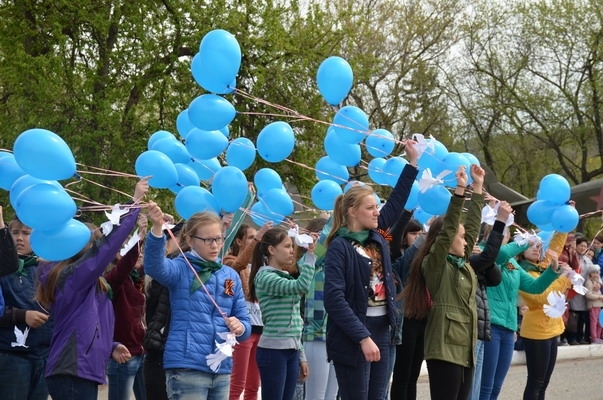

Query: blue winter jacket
left=144, top=232, right=251, bottom=374
left=39, top=208, right=140, bottom=384
left=324, top=163, right=418, bottom=366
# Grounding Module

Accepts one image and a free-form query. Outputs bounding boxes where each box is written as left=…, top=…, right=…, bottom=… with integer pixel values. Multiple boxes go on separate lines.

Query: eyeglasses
left=191, top=235, right=226, bottom=245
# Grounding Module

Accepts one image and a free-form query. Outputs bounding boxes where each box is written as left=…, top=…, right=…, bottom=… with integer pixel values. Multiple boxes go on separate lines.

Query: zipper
left=86, top=325, right=99, bottom=354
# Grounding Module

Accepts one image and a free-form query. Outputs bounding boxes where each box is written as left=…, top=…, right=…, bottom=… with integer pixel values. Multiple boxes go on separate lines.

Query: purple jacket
left=38, top=208, right=139, bottom=384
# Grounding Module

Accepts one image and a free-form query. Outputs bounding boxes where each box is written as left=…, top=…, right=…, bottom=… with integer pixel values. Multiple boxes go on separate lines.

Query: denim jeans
left=304, top=341, right=338, bottom=400
left=46, top=374, right=98, bottom=400
left=467, top=339, right=484, bottom=400
left=108, top=354, right=146, bottom=400
left=333, top=315, right=390, bottom=400
left=480, top=324, right=515, bottom=400
left=166, top=369, right=230, bottom=400
left=0, top=352, right=48, bottom=400
left=256, top=347, right=299, bottom=400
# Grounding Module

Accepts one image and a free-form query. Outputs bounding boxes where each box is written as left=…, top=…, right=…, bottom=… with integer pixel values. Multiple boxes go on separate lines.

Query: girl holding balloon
left=36, top=178, right=149, bottom=400
left=323, top=141, right=418, bottom=400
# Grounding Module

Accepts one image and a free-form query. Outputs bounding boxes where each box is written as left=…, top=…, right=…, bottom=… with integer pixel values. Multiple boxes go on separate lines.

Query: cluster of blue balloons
left=526, top=174, right=577, bottom=233
left=0, top=129, right=93, bottom=261
left=250, top=168, right=294, bottom=226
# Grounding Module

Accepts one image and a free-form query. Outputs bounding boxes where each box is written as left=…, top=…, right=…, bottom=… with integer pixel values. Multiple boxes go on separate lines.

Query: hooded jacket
left=39, top=208, right=139, bottom=384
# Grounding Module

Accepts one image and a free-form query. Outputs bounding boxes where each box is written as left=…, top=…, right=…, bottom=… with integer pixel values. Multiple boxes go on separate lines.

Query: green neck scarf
left=15, top=255, right=38, bottom=278
left=337, top=227, right=370, bottom=245
left=130, top=268, right=141, bottom=283
left=519, top=259, right=545, bottom=274
left=187, top=256, right=222, bottom=293
left=447, top=254, right=466, bottom=269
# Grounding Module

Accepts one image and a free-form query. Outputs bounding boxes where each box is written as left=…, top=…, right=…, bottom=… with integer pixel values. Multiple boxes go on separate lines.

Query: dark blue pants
left=522, top=337, right=558, bottom=400
left=390, top=317, right=427, bottom=400
left=256, top=347, right=299, bottom=400
left=333, top=315, right=390, bottom=400
left=46, top=374, right=98, bottom=400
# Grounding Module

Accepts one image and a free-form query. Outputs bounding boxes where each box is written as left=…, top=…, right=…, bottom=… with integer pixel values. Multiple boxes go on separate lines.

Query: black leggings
left=390, top=317, right=427, bottom=400
left=522, top=337, right=558, bottom=400
left=426, top=359, right=473, bottom=400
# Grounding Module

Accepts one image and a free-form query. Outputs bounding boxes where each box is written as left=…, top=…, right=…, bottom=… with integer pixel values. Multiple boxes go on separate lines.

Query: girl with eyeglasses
left=144, top=205, right=251, bottom=400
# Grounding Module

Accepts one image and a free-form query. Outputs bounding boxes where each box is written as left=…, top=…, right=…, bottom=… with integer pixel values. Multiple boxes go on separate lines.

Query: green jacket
left=422, top=192, right=482, bottom=368
left=487, top=242, right=560, bottom=331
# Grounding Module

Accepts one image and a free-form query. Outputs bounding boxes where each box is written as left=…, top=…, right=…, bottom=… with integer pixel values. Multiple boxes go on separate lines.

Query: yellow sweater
left=519, top=232, right=572, bottom=340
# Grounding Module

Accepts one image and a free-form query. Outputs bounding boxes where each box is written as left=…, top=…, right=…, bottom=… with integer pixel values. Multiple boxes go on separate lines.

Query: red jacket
left=105, top=244, right=146, bottom=356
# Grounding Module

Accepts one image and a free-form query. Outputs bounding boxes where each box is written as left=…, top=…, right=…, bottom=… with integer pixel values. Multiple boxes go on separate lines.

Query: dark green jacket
left=422, top=192, right=483, bottom=368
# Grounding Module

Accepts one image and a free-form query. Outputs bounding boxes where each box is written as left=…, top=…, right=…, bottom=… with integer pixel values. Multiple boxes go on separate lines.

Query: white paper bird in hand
left=288, top=225, right=314, bottom=249
left=206, top=332, right=238, bottom=372
left=568, top=271, right=588, bottom=295
left=417, top=168, right=452, bottom=193
left=120, top=228, right=141, bottom=257
left=11, top=326, right=30, bottom=348
left=543, top=291, right=567, bottom=318
left=101, top=204, right=129, bottom=236
left=412, top=133, right=436, bottom=158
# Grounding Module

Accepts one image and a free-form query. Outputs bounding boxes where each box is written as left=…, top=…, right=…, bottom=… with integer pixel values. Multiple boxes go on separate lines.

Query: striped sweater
left=255, top=253, right=315, bottom=351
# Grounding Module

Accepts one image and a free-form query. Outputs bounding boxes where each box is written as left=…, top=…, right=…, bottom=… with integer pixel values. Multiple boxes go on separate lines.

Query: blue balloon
left=383, top=157, right=408, bottom=187
left=211, top=166, right=248, bottom=212
left=405, top=181, right=420, bottom=210
left=15, top=183, right=76, bottom=231
left=527, top=200, right=557, bottom=226
left=418, top=184, right=451, bottom=215
left=366, top=129, right=395, bottom=158
left=175, top=186, right=220, bottom=219
left=538, top=174, right=570, bottom=205
left=186, top=128, right=229, bottom=160
left=30, top=219, right=92, bottom=261
left=10, top=175, right=61, bottom=209
left=417, top=138, right=448, bottom=176
left=256, top=122, right=295, bottom=163
left=250, top=201, right=283, bottom=226
left=311, top=180, right=343, bottom=210
left=462, top=152, right=480, bottom=166
left=441, top=152, right=472, bottom=187
left=191, top=53, right=236, bottom=95
left=150, top=137, right=191, bottom=164
left=254, top=168, right=283, bottom=197
left=0, top=151, right=11, bottom=160
left=368, top=157, right=389, bottom=185
left=188, top=94, right=236, bottom=131
left=187, top=158, right=221, bottom=181
left=332, top=106, right=369, bottom=144
left=219, top=125, right=230, bottom=138
left=414, top=208, right=434, bottom=225
left=169, top=163, right=200, bottom=194
left=315, top=156, right=349, bottom=185
left=176, top=111, right=195, bottom=139
left=316, top=56, right=353, bottom=106
left=13, top=128, right=76, bottom=180
left=324, top=128, right=361, bottom=166
left=148, top=130, right=176, bottom=149
left=261, top=188, right=294, bottom=217
left=551, top=205, right=579, bottom=233
left=135, top=150, right=178, bottom=189
left=197, top=30, right=241, bottom=91
left=226, top=137, right=256, bottom=171
left=0, top=154, right=26, bottom=191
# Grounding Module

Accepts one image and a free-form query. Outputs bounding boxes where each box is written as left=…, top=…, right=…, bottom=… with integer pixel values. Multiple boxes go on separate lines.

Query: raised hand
left=0, top=205, right=4, bottom=229
left=496, top=201, right=513, bottom=223
left=404, top=139, right=419, bottom=166
left=148, top=202, right=166, bottom=236
left=133, top=176, right=150, bottom=203
left=470, top=165, right=485, bottom=186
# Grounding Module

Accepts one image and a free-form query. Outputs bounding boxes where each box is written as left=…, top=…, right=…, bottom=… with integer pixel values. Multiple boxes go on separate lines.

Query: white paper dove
left=101, top=204, right=129, bottom=236
left=412, top=133, right=435, bottom=158
left=481, top=202, right=515, bottom=226
left=288, top=226, right=314, bottom=249
left=120, top=229, right=141, bottom=257
left=513, top=230, right=541, bottom=247
left=11, top=326, right=30, bottom=348
left=417, top=168, right=452, bottom=193
left=568, top=271, right=588, bottom=295
left=543, top=291, right=567, bottom=318
left=206, top=332, right=238, bottom=372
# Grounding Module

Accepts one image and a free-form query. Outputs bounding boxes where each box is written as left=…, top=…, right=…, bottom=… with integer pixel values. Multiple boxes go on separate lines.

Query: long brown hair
left=229, top=224, right=251, bottom=257
left=248, top=227, right=289, bottom=302
left=294, top=217, right=327, bottom=262
left=36, top=223, right=104, bottom=308
left=326, top=185, right=375, bottom=246
left=400, top=216, right=444, bottom=319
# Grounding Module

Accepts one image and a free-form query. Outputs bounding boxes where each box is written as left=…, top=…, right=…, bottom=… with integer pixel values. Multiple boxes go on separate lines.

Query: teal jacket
left=422, top=192, right=482, bottom=368
left=486, top=242, right=559, bottom=331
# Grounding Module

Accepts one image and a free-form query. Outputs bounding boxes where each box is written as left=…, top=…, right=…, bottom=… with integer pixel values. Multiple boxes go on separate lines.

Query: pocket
left=445, top=311, right=471, bottom=346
